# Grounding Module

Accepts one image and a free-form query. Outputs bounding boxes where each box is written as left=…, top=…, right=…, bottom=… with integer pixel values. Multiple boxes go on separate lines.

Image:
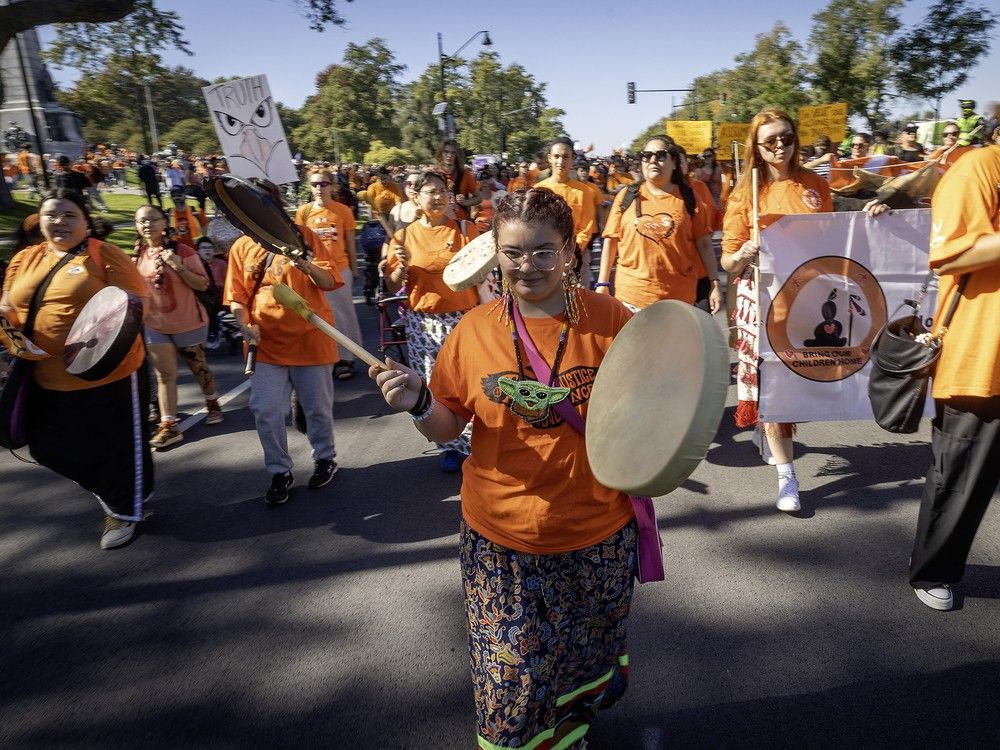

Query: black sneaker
left=266, top=472, right=294, bottom=505
left=307, top=459, right=338, bottom=489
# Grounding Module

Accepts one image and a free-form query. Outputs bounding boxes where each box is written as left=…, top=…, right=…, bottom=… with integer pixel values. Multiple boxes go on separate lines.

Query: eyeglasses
left=942, top=130, right=959, bottom=137
left=851, top=142, right=867, bottom=149
left=757, top=133, right=796, bottom=151
left=499, top=247, right=560, bottom=271
left=419, top=189, right=446, bottom=198
left=639, top=150, right=669, bottom=163
left=310, top=181, right=331, bottom=187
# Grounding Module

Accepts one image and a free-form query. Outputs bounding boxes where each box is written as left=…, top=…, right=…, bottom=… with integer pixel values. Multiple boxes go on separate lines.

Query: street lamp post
left=436, top=29, right=492, bottom=131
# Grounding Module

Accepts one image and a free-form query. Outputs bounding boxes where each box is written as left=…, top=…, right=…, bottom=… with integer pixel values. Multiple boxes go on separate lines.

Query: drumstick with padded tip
left=271, top=283, right=384, bottom=369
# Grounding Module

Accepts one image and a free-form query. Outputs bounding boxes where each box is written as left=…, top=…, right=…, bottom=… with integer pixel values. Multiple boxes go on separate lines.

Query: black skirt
left=27, top=367, right=154, bottom=520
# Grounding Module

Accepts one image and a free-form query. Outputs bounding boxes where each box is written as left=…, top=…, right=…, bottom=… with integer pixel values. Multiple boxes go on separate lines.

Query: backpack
left=619, top=180, right=697, bottom=221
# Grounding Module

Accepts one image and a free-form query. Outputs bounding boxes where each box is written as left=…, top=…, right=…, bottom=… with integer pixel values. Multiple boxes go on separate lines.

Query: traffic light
left=627, top=82, right=636, bottom=104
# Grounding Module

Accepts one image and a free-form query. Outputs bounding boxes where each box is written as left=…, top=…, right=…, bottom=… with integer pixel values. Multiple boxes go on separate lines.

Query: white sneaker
left=101, top=516, right=136, bottom=549
left=776, top=474, right=801, bottom=512
left=914, top=584, right=953, bottom=611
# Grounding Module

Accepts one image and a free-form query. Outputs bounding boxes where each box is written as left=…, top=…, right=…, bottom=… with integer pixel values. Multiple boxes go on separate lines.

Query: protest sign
left=798, top=102, right=848, bottom=146
left=666, top=120, right=712, bottom=154
left=202, top=74, right=297, bottom=185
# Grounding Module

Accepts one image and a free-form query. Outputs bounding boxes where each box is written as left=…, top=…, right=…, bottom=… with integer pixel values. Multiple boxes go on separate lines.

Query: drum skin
left=443, top=231, right=498, bottom=291
left=587, top=300, right=729, bottom=497
left=207, top=174, right=310, bottom=260
left=63, top=286, right=144, bottom=381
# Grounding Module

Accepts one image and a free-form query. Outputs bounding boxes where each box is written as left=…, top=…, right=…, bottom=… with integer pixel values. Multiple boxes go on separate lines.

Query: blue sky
left=38, top=0, right=999, bottom=153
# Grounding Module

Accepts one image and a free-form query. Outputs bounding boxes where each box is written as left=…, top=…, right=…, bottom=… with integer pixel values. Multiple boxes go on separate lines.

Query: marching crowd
left=2, top=101, right=998, bottom=749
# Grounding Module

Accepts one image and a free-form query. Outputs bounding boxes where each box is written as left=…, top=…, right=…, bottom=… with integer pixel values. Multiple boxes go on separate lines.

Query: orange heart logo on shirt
left=636, top=213, right=676, bottom=242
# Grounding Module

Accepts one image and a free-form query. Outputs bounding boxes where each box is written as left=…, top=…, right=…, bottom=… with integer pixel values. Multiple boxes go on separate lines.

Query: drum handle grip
left=245, top=343, right=257, bottom=377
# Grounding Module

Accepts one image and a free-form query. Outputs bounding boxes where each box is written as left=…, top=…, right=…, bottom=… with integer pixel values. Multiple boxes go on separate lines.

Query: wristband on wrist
left=408, top=379, right=431, bottom=417
left=594, top=281, right=611, bottom=288
left=410, top=395, right=436, bottom=422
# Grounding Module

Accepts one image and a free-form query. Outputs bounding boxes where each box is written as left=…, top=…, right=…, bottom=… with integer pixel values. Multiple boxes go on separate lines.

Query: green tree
left=630, top=119, right=668, bottom=153
left=293, top=38, right=405, bottom=162
left=59, top=56, right=211, bottom=151
left=160, top=117, right=220, bottom=154
left=364, top=139, right=414, bottom=165
left=808, top=0, right=905, bottom=130
left=674, top=25, right=808, bottom=123
left=891, top=0, right=998, bottom=119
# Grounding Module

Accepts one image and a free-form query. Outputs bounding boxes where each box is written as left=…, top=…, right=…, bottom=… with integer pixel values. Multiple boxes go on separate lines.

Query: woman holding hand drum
left=384, top=170, right=479, bottom=473
left=372, top=187, right=637, bottom=749
left=721, top=108, right=832, bottom=513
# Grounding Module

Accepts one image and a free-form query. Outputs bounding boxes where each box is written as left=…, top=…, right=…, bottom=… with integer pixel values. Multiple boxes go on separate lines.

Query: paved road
left=2, top=297, right=998, bottom=749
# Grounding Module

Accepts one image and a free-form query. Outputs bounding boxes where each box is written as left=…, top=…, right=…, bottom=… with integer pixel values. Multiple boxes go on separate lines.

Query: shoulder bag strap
left=936, top=273, right=969, bottom=336
left=24, top=249, right=79, bottom=339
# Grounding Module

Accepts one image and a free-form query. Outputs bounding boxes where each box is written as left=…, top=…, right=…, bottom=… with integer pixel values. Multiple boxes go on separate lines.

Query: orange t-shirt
left=927, top=145, right=1000, bottom=399
left=3, top=240, right=147, bottom=391
left=367, top=181, right=403, bottom=214
left=135, top=242, right=210, bottom=334
left=534, top=177, right=598, bottom=250
left=827, top=154, right=904, bottom=190
left=690, top=177, right=719, bottom=233
left=606, top=171, right=634, bottom=193
left=722, top=170, right=833, bottom=257
left=387, top=219, right=479, bottom=314
left=295, top=200, right=356, bottom=270
left=170, top=206, right=207, bottom=248
left=224, top=235, right=339, bottom=366
left=430, top=291, right=635, bottom=553
left=927, top=145, right=975, bottom=169
left=603, top=183, right=713, bottom=308
left=506, top=176, right=529, bottom=193
left=445, top=168, right=480, bottom=221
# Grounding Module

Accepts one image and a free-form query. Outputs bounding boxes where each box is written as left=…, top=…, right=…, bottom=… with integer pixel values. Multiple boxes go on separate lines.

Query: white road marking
left=177, top=379, right=252, bottom=433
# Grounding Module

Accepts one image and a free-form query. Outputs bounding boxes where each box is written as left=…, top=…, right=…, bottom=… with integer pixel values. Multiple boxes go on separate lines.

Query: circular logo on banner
left=765, top=256, right=887, bottom=382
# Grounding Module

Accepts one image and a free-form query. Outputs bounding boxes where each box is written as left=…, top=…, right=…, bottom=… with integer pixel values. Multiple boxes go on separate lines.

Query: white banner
left=202, top=74, right=297, bottom=185
left=758, top=209, right=937, bottom=423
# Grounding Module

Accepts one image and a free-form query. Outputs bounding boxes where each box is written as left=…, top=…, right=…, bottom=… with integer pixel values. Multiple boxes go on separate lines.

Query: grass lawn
left=2, top=190, right=147, bottom=261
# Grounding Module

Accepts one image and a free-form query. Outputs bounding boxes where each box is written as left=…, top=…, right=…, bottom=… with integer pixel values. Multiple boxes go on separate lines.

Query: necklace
left=498, top=298, right=573, bottom=425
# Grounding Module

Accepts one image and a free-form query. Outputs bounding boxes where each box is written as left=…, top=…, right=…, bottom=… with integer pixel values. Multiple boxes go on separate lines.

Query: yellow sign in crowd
left=663, top=103, right=847, bottom=156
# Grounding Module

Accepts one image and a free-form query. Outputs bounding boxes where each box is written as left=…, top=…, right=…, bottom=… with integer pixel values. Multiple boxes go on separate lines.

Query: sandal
left=334, top=360, right=355, bottom=380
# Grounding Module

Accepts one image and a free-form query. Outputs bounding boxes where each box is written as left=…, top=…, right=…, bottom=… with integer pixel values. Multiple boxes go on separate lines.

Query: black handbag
left=868, top=273, right=968, bottom=433
left=0, top=250, right=78, bottom=449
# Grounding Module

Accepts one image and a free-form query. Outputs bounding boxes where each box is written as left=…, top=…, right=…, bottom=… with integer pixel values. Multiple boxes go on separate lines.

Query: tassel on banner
left=735, top=400, right=758, bottom=428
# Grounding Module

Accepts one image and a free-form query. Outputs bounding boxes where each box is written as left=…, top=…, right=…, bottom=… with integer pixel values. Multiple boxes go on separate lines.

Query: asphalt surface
left=2, top=294, right=998, bottom=749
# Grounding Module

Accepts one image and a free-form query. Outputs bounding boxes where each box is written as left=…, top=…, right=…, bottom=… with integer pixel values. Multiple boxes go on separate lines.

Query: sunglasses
left=943, top=130, right=959, bottom=137
left=757, top=133, right=795, bottom=151
left=851, top=143, right=867, bottom=149
left=639, top=150, right=670, bottom=163
left=311, top=181, right=331, bottom=187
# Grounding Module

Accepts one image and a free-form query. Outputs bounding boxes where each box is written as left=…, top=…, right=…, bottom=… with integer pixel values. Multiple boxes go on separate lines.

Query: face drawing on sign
left=209, top=77, right=283, bottom=177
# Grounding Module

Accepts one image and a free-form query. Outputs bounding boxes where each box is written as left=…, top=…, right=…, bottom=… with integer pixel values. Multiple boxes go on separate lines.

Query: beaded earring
left=492, top=275, right=513, bottom=323
left=562, top=266, right=581, bottom=325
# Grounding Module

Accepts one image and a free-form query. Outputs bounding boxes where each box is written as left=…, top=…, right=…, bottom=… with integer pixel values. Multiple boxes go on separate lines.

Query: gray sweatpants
left=324, top=268, right=363, bottom=364
left=249, top=362, right=335, bottom=474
